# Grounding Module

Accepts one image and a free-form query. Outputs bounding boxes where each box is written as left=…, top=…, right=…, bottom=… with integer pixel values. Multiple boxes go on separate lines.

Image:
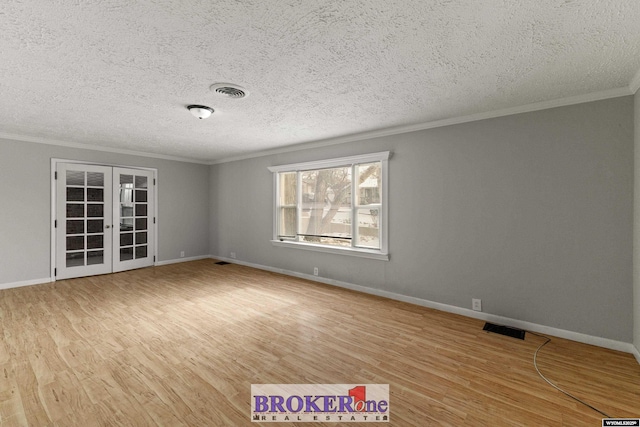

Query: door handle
left=105, top=225, right=111, bottom=229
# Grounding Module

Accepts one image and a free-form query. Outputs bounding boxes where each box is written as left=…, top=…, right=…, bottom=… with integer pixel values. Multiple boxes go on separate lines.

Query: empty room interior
left=1, top=1, right=640, bottom=425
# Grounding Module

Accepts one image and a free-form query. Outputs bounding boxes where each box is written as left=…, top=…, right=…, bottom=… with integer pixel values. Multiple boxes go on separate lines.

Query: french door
left=55, top=163, right=155, bottom=280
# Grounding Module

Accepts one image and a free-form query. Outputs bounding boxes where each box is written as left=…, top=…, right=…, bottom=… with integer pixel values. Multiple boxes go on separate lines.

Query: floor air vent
left=483, top=322, right=525, bottom=340
left=215, top=261, right=231, bottom=265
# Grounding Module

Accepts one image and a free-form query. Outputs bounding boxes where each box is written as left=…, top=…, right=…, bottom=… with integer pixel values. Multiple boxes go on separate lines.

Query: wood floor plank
left=38, top=369, right=94, bottom=423
left=78, top=364, right=123, bottom=405
left=11, top=363, right=51, bottom=426
left=0, top=259, right=638, bottom=426
left=93, top=395, right=157, bottom=427
left=0, top=366, right=25, bottom=425
left=46, top=312, right=85, bottom=348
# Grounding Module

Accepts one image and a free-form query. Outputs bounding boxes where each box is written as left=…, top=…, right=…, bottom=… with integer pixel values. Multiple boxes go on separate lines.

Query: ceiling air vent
left=210, top=83, right=248, bottom=99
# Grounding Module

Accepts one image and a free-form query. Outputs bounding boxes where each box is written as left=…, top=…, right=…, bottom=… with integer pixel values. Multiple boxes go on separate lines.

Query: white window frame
left=268, top=151, right=390, bottom=261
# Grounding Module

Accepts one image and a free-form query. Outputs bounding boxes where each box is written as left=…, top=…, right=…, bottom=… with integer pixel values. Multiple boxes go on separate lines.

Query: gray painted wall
left=0, top=139, right=210, bottom=284
left=634, top=90, right=640, bottom=353
left=210, top=97, right=634, bottom=342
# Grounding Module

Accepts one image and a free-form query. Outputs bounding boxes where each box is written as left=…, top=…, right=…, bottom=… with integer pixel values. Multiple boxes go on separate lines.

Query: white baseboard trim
left=0, top=277, right=53, bottom=291
left=214, top=256, right=637, bottom=357
left=155, top=254, right=211, bottom=266
left=632, top=345, right=640, bottom=365
left=0, top=255, right=211, bottom=290
left=3, top=258, right=637, bottom=363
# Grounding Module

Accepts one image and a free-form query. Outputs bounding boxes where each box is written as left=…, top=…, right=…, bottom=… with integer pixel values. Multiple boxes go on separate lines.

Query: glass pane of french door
left=112, top=168, right=154, bottom=273
left=56, top=164, right=113, bottom=279
left=55, top=163, right=155, bottom=280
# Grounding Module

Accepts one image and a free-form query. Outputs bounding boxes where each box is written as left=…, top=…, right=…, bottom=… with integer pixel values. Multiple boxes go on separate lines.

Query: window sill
left=270, top=240, right=389, bottom=261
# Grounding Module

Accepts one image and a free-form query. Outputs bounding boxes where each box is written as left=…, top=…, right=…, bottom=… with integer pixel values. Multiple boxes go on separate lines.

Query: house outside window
left=268, top=152, right=390, bottom=260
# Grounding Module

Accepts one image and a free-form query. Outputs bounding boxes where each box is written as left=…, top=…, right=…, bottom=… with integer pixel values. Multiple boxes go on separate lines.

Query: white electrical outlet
left=313, top=267, right=318, bottom=276
left=230, top=252, right=236, bottom=259
left=180, top=251, right=185, bottom=258
left=472, top=298, right=482, bottom=312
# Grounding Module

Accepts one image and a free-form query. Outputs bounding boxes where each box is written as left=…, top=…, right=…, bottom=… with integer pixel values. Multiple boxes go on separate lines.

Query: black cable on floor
left=528, top=331, right=612, bottom=419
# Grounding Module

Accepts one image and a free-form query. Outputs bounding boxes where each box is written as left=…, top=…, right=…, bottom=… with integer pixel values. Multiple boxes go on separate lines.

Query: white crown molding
left=210, top=86, right=632, bottom=165
left=212, top=255, right=637, bottom=357
left=1, top=84, right=634, bottom=166
left=630, top=66, right=640, bottom=94
left=0, top=132, right=210, bottom=165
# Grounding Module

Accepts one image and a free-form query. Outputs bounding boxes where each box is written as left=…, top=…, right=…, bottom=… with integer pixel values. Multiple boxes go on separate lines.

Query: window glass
left=272, top=152, right=388, bottom=256
left=299, top=167, right=352, bottom=246
left=278, top=172, right=297, bottom=238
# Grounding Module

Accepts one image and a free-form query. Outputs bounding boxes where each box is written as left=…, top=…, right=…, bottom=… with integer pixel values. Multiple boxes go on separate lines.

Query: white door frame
left=50, top=158, right=158, bottom=281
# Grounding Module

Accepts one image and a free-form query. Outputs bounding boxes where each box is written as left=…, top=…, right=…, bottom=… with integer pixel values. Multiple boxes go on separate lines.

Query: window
left=268, top=152, right=390, bottom=260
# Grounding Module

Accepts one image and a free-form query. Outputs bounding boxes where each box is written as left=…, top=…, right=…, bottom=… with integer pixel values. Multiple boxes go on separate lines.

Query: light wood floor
left=0, top=260, right=638, bottom=426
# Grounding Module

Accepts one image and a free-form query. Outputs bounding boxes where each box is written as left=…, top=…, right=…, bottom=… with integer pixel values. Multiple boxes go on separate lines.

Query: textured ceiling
left=1, top=0, right=640, bottom=162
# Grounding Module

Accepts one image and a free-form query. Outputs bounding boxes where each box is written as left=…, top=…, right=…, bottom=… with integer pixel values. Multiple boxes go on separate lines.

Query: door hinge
left=153, top=178, right=156, bottom=185
left=54, top=268, right=57, bottom=276
left=54, top=220, right=57, bottom=228
left=153, top=217, right=156, bottom=224
left=54, top=171, right=58, bottom=180
left=153, top=256, right=156, bottom=262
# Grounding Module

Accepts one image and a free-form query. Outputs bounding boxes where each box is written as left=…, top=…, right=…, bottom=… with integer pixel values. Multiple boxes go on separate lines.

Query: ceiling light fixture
left=187, top=105, right=214, bottom=119
left=210, top=83, right=248, bottom=99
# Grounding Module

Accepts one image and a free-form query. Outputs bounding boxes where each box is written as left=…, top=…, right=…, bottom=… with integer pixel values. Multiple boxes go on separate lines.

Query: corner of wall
left=208, top=163, right=217, bottom=258
left=633, top=344, right=640, bottom=365
left=634, top=88, right=640, bottom=360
